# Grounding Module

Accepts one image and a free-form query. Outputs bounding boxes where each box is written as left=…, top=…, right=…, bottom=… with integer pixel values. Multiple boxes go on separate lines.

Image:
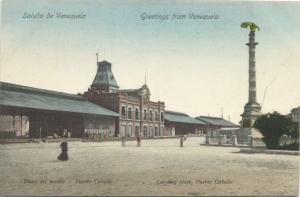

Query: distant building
left=83, top=60, right=165, bottom=138
left=288, top=106, right=300, bottom=131
left=0, top=82, right=118, bottom=139
left=195, top=116, right=239, bottom=137
left=290, top=106, right=300, bottom=123
left=164, top=111, right=207, bottom=136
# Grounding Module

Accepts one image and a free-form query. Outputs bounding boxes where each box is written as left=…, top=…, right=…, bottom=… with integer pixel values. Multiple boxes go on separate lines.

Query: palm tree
left=241, top=22, right=260, bottom=32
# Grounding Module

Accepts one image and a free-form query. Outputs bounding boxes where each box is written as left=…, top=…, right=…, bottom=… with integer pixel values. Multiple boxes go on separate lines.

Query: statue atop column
left=240, top=22, right=262, bottom=128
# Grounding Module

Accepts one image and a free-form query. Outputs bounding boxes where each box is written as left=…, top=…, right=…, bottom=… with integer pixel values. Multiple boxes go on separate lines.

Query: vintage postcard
left=0, top=0, right=299, bottom=196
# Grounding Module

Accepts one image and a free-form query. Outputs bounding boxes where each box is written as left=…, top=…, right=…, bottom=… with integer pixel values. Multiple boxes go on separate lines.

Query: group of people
left=121, top=136, right=142, bottom=147
left=121, top=135, right=187, bottom=147
left=58, top=135, right=188, bottom=162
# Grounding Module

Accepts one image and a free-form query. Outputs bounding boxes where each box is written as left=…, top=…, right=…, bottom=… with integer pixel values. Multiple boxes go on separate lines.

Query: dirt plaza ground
left=0, top=137, right=299, bottom=196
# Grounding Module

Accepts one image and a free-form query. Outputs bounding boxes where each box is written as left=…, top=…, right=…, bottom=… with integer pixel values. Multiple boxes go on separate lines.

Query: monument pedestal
left=241, top=102, right=262, bottom=128
left=239, top=102, right=262, bottom=143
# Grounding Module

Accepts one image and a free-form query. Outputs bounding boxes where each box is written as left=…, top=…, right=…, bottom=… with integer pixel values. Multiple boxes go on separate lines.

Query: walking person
left=57, top=141, right=68, bottom=161
left=180, top=135, right=187, bottom=147
left=180, top=136, right=184, bottom=147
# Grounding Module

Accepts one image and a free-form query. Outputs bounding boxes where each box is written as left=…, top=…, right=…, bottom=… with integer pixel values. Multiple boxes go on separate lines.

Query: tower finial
left=96, top=52, right=99, bottom=63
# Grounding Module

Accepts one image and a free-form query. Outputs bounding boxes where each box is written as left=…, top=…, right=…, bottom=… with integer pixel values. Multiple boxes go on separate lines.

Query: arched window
left=160, top=126, right=164, bottom=136
left=135, top=108, right=139, bottom=120
left=155, top=126, right=158, bottom=137
left=143, top=126, right=147, bottom=138
left=128, top=125, right=133, bottom=137
left=135, top=125, right=140, bottom=137
left=149, top=110, right=153, bottom=121
left=149, top=126, right=153, bottom=138
left=144, top=109, right=147, bottom=120
left=128, top=107, right=132, bottom=119
left=121, top=125, right=126, bottom=137
left=121, top=106, right=126, bottom=117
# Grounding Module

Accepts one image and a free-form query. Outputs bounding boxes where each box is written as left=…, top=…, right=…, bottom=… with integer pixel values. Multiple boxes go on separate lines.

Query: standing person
left=184, top=135, right=187, bottom=141
left=57, top=141, right=68, bottom=161
left=180, top=136, right=184, bottom=147
left=63, top=129, right=67, bottom=138
left=137, top=135, right=141, bottom=147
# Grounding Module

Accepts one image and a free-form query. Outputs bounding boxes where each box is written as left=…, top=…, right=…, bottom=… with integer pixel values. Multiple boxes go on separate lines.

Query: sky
left=0, top=0, right=299, bottom=124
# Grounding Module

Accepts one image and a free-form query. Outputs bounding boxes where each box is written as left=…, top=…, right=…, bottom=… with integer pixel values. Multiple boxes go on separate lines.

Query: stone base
left=236, top=128, right=263, bottom=144
left=251, top=128, right=263, bottom=138
left=236, top=128, right=251, bottom=138
left=237, top=128, right=262, bottom=138
left=241, top=101, right=261, bottom=126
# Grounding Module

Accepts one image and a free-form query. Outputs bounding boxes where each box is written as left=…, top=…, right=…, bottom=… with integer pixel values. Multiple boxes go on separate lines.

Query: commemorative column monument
left=240, top=22, right=262, bottom=131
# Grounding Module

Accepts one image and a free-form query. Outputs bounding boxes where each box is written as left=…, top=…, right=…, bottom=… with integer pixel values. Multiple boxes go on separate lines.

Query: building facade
left=83, top=60, right=165, bottom=138
left=195, top=116, right=239, bottom=137
left=288, top=106, right=300, bottom=132
left=164, top=111, right=207, bottom=136
left=0, top=82, right=119, bottom=139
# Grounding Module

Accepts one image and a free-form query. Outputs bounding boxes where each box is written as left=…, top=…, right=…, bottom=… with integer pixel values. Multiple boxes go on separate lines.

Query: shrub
left=254, top=112, right=296, bottom=150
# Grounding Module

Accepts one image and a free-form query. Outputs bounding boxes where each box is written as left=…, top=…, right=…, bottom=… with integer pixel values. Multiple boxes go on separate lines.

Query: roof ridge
left=196, top=115, right=238, bottom=127
left=118, top=89, right=139, bottom=92
left=0, top=81, right=84, bottom=101
left=197, top=115, right=224, bottom=120
left=165, top=110, right=189, bottom=116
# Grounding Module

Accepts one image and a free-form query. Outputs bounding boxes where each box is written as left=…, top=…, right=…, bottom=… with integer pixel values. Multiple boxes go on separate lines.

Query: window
left=155, top=127, right=158, bottom=136
left=150, top=126, right=153, bottom=138
left=155, top=111, right=158, bottom=121
left=135, top=108, right=139, bottom=120
left=135, top=125, right=140, bottom=137
left=121, top=106, right=126, bottom=116
left=128, top=107, right=132, bottom=119
left=144, top=109, right=147, bottom=120
left=121, top=125, right=126, bottom=137
left=143, top=126, right=147, bottom=138
left=128, top=125, right=133, bottom=137
left=160, top=126, right=164, bottom=136
left=160, top=112, right=164, bottom=122
left=149, top=110, right=153, bottom=121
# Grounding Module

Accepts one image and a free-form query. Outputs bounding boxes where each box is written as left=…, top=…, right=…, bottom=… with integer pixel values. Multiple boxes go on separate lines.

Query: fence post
left=222, top=135, right=226, bottom=144
left=218, top=134, right=223, bottom=145
left=205, top=135, right=210, bottom=144
left=232, top=135, right=237, bottom=145
left=248, top=135, right=253, bottom=147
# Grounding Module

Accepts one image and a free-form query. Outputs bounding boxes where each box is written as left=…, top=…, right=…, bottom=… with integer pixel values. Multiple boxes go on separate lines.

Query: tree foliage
left=253, top=112, right=296, bottom=149
left=241, top=22, right=260, bottom=32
